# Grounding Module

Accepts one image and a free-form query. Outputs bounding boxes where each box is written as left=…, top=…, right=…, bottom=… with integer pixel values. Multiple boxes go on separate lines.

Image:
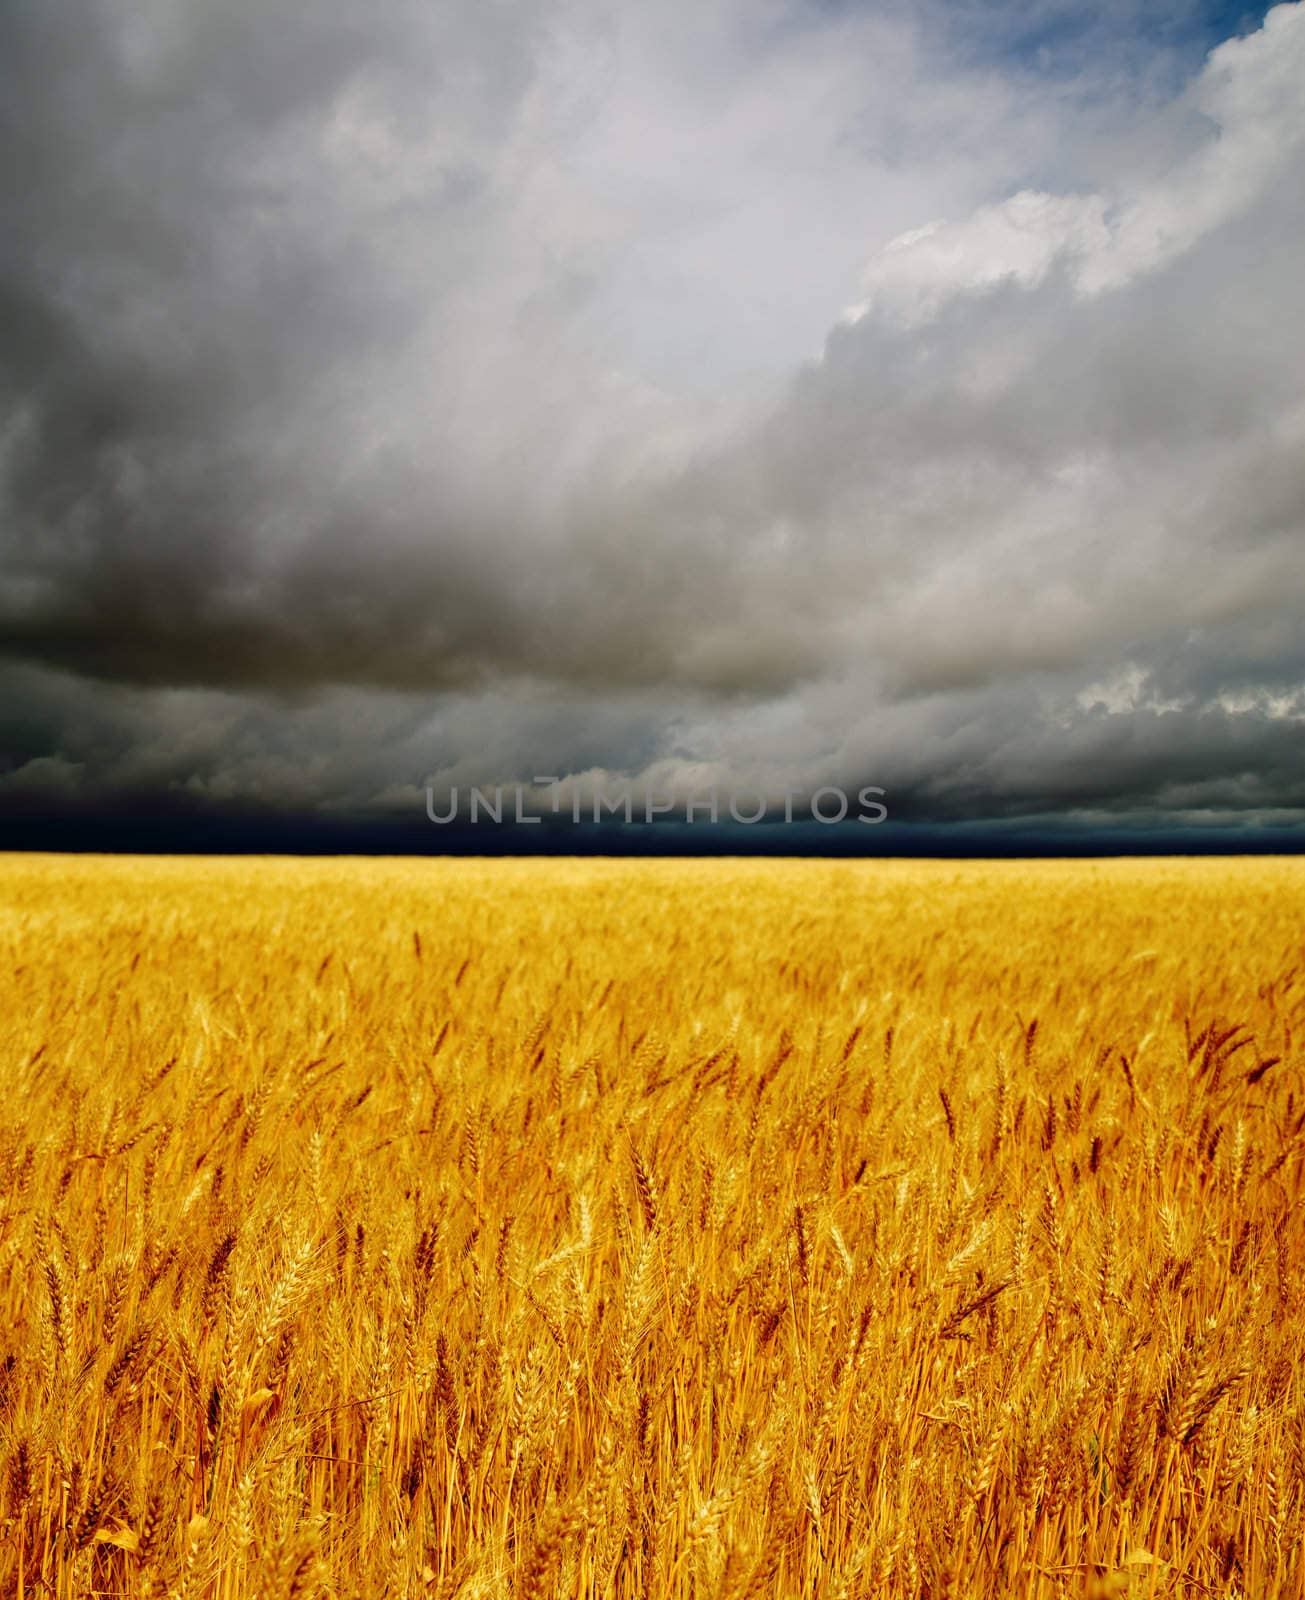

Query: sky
left=1, top=0, right=1303, bottom=850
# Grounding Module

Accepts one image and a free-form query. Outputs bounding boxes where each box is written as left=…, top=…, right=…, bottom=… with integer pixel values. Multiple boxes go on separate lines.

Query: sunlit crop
left=1, top=853, right=1303, bottom=1598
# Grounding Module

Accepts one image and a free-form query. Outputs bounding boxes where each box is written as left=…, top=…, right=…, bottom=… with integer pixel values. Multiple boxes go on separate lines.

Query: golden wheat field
left=1, top=853, right=1304, bottom=1600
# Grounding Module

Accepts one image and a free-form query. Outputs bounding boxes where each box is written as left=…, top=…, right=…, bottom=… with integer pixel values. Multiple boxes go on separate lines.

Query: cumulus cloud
left=848, top=1, right=1305, bottom=320
left=1, top=0, right=1303, bottom=837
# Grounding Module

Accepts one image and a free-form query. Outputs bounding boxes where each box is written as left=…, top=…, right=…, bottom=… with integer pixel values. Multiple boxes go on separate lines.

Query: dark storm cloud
left=852, top=686, right=1305, bottom=823
left=1, top=0, right=1303, bottom=838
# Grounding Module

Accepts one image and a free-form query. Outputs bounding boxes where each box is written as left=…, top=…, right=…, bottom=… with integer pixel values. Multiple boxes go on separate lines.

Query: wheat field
left=0, top=853, right=1303, bottom=1599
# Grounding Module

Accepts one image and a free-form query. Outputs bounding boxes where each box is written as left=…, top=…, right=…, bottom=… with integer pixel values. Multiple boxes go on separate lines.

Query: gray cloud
left=1, top=0, right=1303, bottom=836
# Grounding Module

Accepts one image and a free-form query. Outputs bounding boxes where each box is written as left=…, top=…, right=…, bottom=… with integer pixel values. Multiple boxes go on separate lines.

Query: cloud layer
left=1, top=0, right=1302, bottom=837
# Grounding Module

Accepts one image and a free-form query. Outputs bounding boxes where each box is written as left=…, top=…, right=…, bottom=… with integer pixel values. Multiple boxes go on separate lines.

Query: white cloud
left=846, top=192, right=1112, bottom=327
left=846, top=2, right=1305, bottom=327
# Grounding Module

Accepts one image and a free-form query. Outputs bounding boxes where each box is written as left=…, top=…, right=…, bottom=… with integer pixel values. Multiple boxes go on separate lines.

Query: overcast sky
left=2, top=0, right=1303, bottom=843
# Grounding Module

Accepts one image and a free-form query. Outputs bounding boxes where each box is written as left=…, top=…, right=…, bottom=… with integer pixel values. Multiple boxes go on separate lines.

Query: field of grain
left=1, top=854, right=1303, bottom=1599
